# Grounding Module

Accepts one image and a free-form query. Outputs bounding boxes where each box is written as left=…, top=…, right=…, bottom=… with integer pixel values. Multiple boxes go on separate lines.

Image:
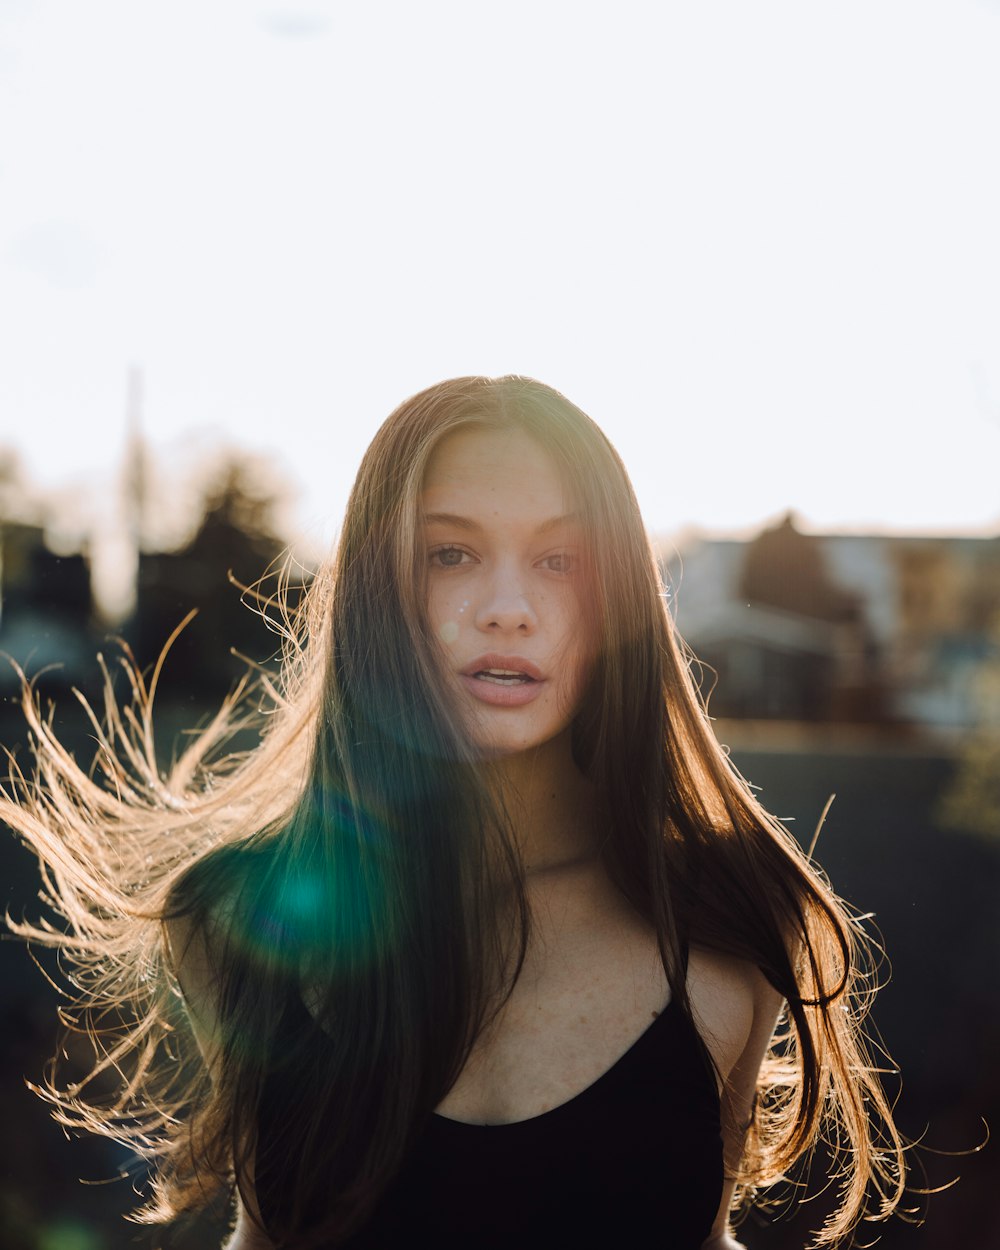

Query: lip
left=459, top=653, right=546, bottom=707
left=460, top=654, right=545, bottom=681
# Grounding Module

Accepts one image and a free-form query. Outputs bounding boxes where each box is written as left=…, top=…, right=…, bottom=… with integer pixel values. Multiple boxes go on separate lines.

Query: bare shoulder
left=162, top=843, right=261, bottom=1064
left=688, top=951, right=786, bottom=1243
left=163, top=908, right=227, bottom=1067
left=223, top=1197, right=277, bottom=1249
left=163, top=908, right=222, bottom=996
left=686, top=947, right=783, bottom=1083
left=162, top=848, right=250, bottom=1069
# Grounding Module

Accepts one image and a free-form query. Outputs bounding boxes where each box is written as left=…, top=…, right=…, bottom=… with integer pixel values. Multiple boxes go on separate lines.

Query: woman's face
left=420, top=425, right=593, bottom=758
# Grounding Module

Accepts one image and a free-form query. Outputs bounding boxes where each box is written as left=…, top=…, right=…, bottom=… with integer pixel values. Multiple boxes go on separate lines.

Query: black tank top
left=257, top=995, right=724, bottom=1248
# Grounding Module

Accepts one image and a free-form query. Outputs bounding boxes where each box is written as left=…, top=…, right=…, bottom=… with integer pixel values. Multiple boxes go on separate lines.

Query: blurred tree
left=0, top=447, right=28, bottom=520
left=1, top=473, right=97, bottom=704
left=937, top=618, right=1000, bottom=839
left=133, top=453, right=312, bottom=698
left=739, top=512, right=860, bottom=622
left=938, top=730, right=1000, bottom=840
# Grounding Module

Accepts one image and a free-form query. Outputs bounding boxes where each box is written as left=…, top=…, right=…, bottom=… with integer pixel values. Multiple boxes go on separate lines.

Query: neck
left=486, top=730, right=600, bottom=874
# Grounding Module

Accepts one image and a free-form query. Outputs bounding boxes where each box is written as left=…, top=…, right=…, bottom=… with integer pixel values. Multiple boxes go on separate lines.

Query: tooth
left=474, top=670, right=530, bottom=684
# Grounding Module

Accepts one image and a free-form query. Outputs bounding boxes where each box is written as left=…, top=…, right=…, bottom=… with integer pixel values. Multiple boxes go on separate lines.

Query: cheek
left=563, top=591, right=598, bottom=692
left=567, top=645, right=595, bottom=706
left=427, top=585, right=469, bottom=648
left=556, top=599, right=595, bottom=692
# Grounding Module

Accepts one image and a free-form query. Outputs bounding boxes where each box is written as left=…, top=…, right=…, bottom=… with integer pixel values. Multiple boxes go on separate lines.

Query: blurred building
left=663, top=515, right=1000, bottom=731
left=5, top=493, right=998, bottom=733
left=0, top=519, right=95, bottom=697
left=1, top=452, right=313, bottom=709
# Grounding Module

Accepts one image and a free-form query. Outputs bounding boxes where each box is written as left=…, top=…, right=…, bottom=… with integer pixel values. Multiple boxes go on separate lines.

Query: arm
left=700, top=1233, right=747, bottom=1250
left=223, top=1201, right=276, bottom=1250
left=164, top=912, right=226, bottom=1071
left=165, top=915, right=277, bottom=1250
left=687, top=950, right=785, bottom=1250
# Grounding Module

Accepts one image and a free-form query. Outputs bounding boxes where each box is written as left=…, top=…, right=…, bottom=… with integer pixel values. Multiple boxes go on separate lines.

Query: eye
left=539, top=552, right=576, bottom=574
left=429, top=545, right=472, bottom=569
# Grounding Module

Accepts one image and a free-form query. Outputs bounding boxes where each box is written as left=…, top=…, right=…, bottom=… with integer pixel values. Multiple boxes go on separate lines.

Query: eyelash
left=428, top=546, right=471, bottom=569
left=540, top=553, right=575, bottom=574
left=427, top=547, right=576, bottom=574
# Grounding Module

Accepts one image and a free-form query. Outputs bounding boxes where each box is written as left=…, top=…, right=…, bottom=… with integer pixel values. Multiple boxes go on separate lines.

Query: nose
left=474, top=563, right=538, bottom=634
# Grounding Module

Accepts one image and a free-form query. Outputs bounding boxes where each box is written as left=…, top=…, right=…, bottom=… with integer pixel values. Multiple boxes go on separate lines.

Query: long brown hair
left=3, top=376, right=904, bottom=1246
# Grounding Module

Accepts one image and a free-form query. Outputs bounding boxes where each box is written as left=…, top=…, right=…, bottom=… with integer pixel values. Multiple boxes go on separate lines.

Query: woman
left=4, top=376, right=904, bottom=1248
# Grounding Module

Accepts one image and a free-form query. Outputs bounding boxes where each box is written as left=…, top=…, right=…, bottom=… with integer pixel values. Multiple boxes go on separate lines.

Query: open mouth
left=472, top=669, right=536, bottom=686
left=459, top=656, right=545, bottom=706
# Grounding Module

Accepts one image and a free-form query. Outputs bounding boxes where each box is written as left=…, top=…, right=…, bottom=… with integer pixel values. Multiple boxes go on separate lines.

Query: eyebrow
left=421, top=511, right=580, bottom=536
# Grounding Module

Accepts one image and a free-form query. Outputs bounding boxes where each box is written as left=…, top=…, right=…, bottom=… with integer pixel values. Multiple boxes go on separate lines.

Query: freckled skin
left=422, top=428, right=592, bottom=757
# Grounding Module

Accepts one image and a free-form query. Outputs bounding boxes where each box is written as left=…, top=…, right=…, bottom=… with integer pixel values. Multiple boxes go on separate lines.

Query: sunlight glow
left=1, top=0, right=998, bottom=547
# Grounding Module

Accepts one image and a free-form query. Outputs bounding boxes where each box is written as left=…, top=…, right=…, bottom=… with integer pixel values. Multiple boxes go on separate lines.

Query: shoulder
left=163, top=841, right=271, bottom=1067
left=164, top=900, right=228, bottom=1070
left=686, top=946, right=783, bottom=1085
left=686, top=948, right=785, bottom=1246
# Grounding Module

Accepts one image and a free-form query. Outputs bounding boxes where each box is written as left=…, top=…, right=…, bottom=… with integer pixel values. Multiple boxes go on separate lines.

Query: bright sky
left=2, top=0, right=1000, bottom=560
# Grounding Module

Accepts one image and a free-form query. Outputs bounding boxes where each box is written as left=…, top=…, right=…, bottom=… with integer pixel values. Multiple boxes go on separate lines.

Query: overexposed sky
left=2, top=0, right=1000, bottom=557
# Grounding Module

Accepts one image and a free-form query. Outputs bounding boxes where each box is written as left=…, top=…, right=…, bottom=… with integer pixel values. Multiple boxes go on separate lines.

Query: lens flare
left=223, top=786, right=397, bottom=990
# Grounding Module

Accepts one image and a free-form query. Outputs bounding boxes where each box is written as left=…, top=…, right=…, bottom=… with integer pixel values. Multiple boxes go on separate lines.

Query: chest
left=434, top=901, right=671, bottom=1125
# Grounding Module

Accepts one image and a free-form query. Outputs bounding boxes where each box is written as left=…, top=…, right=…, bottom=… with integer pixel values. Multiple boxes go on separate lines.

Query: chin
left=468, top=722, right=572, bottom=760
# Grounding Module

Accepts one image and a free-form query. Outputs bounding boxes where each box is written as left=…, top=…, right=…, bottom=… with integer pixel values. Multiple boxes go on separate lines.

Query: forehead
left=421, top=426, right=575, bottom=521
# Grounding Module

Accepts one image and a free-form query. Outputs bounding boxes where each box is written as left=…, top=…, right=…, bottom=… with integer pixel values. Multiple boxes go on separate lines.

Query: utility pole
left=125, top=364, right=147, bottom=557
left=92, top=366, right=147, bottom=625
